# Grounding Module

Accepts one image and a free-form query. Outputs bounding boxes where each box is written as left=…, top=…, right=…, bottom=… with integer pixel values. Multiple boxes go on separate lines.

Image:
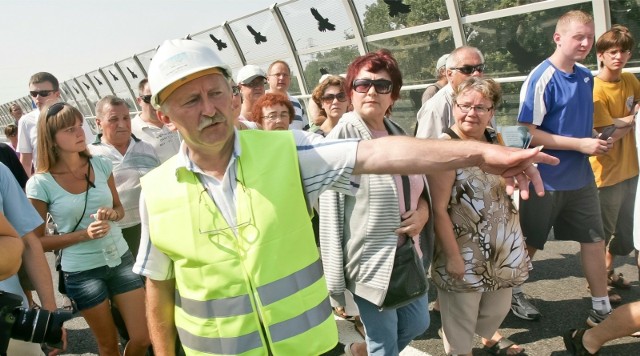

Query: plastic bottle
left=101, top=221, right=121, bottom=268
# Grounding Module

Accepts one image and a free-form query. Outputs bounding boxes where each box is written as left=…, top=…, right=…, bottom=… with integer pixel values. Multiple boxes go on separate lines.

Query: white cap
left=236, top=65, right=266, bottom=85
left=436, top=54, right=449, bottom=71
left=148, top=39, right=232, bottom=109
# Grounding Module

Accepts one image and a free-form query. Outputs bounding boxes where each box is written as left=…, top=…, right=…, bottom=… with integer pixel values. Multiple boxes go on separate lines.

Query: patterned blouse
left=431, top=129, right=531, bottom=292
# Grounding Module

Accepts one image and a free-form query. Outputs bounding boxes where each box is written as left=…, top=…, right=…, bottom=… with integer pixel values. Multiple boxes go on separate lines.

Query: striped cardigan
left=319, top=112, right=409, bottom=307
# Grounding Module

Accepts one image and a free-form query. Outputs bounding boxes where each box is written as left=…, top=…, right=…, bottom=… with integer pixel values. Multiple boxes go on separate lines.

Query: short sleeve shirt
left=0, top=162, right=43, bottom=307
left=517, top=60, right=595, bottom=191
left=26, top=155, right=129, bottom=272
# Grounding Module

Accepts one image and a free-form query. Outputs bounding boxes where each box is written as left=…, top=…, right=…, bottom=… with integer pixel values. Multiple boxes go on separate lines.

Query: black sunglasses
left=450, top=64, right=485, bottom=75
left=46, top=102, right=67, bottom=120
left=30, top=90, right=55, bottom=98
left=140, top=95, right=152, bottom=104
left=352, top=79, right=393, bottom=94
left=321, top=92, right=348, bottom=104
left=232, top=86, right=240, bottom=96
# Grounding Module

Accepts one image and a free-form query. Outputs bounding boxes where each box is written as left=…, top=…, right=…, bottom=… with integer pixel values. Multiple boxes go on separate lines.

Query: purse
left=380, top=175, right=428, bottom=310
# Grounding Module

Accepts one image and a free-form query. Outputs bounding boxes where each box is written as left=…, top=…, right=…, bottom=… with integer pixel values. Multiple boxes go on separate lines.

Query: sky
left=0, top=0, right=276, bottom=104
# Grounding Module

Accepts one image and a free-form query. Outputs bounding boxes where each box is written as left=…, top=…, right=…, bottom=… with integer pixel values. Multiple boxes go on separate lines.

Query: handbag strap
left=70, top=160, right=92, bottom=233
left=381, top=120, right=412, bottom=223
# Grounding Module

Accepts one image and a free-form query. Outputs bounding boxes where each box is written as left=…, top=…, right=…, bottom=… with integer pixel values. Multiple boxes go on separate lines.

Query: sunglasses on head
left=46, top=102, right=67, bottom=120
left=450, top=64, right=485, bottom=75
left=140, top=95, right=152, bottom=104
left=30, top=90, right=55, bottom=98
left=321, top=92, right=347, bottom=104
left=352, top=79, right=393, bottom=94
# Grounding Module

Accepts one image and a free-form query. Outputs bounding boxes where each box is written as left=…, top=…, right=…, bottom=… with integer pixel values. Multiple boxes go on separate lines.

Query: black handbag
left=380, top=175, right=428, bottom=310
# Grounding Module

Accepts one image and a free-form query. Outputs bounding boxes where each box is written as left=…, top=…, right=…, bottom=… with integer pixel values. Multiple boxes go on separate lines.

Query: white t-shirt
left=131, top=114, right=181, bottom=163
left=133, top=130, right=360, bottom=280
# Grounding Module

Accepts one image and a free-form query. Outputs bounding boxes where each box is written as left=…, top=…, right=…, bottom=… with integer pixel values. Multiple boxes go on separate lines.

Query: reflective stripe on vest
left=176, top=326, right=263, bottom=355
left=176, top=259, right=323, bottom=319
left=269, top=296, right=331, bottom=342
left=257, top=259, right=323, bottom=306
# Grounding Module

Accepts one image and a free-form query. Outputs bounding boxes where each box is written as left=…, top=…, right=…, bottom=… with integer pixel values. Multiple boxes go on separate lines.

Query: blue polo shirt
left=518, top=59, right=595, bottom=191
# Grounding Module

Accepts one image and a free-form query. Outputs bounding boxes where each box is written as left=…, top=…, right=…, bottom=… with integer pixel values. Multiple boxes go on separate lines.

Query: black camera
left=0, top=290, right=72, bottom=355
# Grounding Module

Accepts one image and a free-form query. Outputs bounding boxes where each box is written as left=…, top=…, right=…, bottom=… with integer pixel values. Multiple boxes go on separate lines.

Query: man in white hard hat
left=236, top=64, right=266, bottom=121
left=132, top=38, right=557, bottom=356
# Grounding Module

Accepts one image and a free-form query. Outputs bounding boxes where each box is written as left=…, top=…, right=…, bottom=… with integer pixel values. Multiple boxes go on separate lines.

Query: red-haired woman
left=319, top=50, right=431, bottom=356
left=250, top=93, right=294, bottom=131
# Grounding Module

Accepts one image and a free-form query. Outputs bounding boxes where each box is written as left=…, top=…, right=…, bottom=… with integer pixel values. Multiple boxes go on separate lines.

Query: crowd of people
left=0, top=8, right=638, bottom=356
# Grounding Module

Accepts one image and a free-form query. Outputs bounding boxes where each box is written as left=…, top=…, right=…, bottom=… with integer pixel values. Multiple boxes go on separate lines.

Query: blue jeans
left=64, top=251, right=144, bottom=310
left=353, top=293, right=429, bottom=356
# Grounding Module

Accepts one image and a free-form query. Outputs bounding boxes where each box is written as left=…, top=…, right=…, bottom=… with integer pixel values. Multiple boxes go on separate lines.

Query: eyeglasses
left=240, top=79, right=267, bottom=89
left=450, top=64, right=485, bottom=75
left=30, top=90, right=55, bottom=98
left=269, top=73, right=290, bottom=78
left=321, top=92, right=347, bottom=104
left=262, top=112, right=290, bottom=122
left=199, top=188, right=252, bottom=235
left=455, top=102, right=493, bottom=115
left=46, top=102, right=67, bottom=120
left=604, top=49, right=631, bottom=58
left=352, top=79, right=393, bottom=94
left=232, top=86, right=240, bottom=96
left=140, top=95, right=152, bottom=104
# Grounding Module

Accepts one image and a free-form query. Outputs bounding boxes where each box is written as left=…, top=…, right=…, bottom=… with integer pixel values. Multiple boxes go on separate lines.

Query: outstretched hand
left=478, top=145, right=559, bottom=199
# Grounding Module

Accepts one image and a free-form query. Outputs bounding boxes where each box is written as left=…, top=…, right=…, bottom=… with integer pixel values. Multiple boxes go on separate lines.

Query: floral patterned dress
left=431, top=129, right=531, bottom=292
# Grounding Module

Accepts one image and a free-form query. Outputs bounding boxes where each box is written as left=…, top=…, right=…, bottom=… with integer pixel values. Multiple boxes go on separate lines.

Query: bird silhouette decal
left=93, top=76, right=103, bottom=86
left=247, top=25, right=267, bottom=44
left=383, top=0, right=411, bottom=17
left=73, top=86, right=80, bottom=94
left=506, top=39, right=546, bottom=73
left=209, top=34, right=228, bottom=51
left=109, top=70, right=119, bottom=81
left=82, top=82, right=90, bottom=90
left=310, top=8, right=335, bottom=32
left=126, top=67, right=138, bottom=79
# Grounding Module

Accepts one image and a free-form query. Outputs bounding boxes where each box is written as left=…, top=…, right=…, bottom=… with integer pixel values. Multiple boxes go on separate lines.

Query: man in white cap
left=236, top=64, right=266, bottom=121
left=421, top=54, right=449, bottom=104
left=132, top=38, right=557, bottom=356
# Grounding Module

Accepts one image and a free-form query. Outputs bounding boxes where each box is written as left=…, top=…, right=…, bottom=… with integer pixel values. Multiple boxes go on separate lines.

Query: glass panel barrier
left=464, top=3, right=596, bottom=77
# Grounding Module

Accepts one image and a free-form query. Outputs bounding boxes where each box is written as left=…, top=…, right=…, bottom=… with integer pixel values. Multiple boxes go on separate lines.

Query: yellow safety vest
left=141, top=130, right=337, bottom=356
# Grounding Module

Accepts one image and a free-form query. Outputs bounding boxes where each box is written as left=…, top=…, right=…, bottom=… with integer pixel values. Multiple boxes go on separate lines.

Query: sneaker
left=586, top=308, right=611, bottom=327
left=511, top=292, right=541, bottom=321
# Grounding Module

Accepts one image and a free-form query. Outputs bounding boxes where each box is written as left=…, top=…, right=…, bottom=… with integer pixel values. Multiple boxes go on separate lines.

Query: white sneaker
left=511, top=292, right=541, bottom=321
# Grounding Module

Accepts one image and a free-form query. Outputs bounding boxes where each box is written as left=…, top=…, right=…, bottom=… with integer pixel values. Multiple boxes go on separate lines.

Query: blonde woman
left=26, top=102, right=150, bottom=356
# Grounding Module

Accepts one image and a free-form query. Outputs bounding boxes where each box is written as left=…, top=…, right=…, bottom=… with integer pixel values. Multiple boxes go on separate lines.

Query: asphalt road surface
left=44, top=238, right=639, bottom=355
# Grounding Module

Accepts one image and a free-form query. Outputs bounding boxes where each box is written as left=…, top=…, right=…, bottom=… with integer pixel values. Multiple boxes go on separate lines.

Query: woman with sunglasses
left=310, top=75, right=351, bottom=136
left=427, top=78, right=529, bottom=356
left=26, top=102, right=150, bottom=356
left=250, top=93, right=294, bottom=131
left=319, top=49, right=431, bottom=356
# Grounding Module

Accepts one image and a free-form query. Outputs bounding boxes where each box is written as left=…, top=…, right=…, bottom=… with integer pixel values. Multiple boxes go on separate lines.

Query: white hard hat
left=236, top=65, right=266, bottom=85
left=148, top=39, right=232, bottom=109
